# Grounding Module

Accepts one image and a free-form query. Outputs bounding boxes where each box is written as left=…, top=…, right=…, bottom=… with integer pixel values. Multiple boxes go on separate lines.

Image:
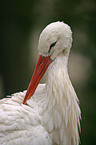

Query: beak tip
left=22, top=100, right=26, bottom=104
left=23, top=96, right=28, bottom=104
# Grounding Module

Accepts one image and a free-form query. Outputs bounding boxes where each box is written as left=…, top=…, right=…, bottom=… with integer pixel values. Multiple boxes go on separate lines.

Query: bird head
left=38, top=21, right=72, bottom=60
left=23, top=21, right=72, bottom=104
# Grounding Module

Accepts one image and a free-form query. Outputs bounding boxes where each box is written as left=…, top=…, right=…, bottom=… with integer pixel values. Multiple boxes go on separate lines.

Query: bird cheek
left=50, top=50, right=57, bottom=60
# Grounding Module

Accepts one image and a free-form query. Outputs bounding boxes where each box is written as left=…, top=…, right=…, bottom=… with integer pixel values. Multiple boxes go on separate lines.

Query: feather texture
left=0, top=21, right=81, bottom=145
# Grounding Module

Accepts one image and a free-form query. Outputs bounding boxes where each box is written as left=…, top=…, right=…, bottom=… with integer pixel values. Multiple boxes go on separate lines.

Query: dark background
left=0, top=0, right=96, bottom=144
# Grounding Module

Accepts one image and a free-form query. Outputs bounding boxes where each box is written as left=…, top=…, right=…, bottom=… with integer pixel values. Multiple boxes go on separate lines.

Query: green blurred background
left=0, top=0, right=96, bottom=144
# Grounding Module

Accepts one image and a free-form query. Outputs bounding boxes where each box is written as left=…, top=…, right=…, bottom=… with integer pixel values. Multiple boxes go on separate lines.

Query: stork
left=0, top=21, right=81, bottom=145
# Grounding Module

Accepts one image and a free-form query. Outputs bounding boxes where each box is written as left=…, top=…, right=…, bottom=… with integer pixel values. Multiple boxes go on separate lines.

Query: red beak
left=23, top=55, right=52, bottom=104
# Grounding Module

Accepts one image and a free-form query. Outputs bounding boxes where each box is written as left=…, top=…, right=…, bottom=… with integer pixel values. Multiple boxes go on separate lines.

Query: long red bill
left=23, top=55, right=51, bottom=104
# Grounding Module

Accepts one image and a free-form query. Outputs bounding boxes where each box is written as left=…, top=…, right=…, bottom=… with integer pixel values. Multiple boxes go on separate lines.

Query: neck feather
left=42, top=54, right=81, bottom=145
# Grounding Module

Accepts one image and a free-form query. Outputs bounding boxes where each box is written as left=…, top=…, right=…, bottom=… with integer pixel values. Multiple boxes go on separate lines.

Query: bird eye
left=48, top=41, right=57, bottom=53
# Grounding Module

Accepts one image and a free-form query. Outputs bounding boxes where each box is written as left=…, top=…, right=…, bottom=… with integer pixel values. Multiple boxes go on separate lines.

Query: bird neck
left=42, top=53, right=81, bottom=145
left=46, top=53, right=69, bottom=102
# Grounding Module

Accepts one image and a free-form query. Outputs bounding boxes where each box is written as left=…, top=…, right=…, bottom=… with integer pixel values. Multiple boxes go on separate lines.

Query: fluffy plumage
left=0, top=21, right=81, bottom=145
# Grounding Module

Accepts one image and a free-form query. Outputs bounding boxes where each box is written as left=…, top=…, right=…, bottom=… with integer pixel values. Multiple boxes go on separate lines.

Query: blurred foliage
left=0, top=0, right=96, bottom=145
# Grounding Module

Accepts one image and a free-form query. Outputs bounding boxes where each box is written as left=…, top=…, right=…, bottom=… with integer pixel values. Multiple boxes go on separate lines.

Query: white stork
left=0, top=21, right=81, bottom=145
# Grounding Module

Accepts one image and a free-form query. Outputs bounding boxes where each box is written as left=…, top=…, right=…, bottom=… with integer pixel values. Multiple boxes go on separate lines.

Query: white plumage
left=0, top=21, right=81, bottom=145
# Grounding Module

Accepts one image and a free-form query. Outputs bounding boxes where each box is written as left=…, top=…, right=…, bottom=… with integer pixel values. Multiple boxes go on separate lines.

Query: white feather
left=0, top=21, right=81, bottom=145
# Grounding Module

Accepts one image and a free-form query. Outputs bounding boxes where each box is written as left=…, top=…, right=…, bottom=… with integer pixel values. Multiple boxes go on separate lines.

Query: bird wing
left=0, top=85, right=52, bottom=145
